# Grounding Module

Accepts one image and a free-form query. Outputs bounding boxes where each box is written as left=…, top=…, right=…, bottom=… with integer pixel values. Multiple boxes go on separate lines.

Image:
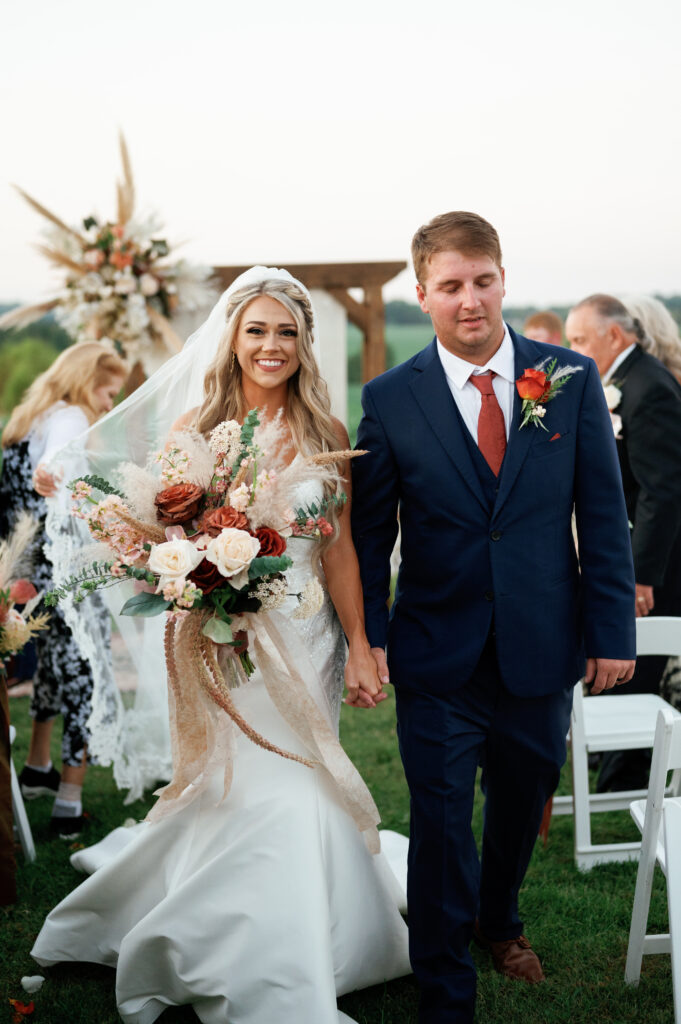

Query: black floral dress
left=0, top=439, right=103, bottom=766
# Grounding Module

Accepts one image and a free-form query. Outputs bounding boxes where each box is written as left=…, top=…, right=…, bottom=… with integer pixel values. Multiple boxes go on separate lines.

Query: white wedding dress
left=31, top=529, right=411, bottom=1024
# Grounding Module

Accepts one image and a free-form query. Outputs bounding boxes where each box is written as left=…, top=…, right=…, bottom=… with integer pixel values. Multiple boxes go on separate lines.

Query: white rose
left=147, top=538, right=204, bottom=588
left=114, top=274, right=137, bottom=296
left=603, top=383, right=622, bottom=410
left=205, top=528, right=260, bottom=590
left=139, top=272, right=160, bottom=297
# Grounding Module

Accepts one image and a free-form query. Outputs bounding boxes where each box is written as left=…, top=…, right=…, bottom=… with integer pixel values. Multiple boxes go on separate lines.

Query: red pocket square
left=550, top=433, right=561, bottom=441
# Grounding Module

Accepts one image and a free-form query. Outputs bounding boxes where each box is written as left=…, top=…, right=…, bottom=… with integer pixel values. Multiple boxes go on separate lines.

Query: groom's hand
left=370, top=648, right=390, bottom=688
left=343, top=644, right=388, bottom=709
left=585, top=657, right=636, bottom=694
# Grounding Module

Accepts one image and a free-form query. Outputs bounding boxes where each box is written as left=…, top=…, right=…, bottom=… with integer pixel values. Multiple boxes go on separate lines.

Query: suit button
left=484, top=590, right=494, bottom=602
left=491, top=530, right=502, bottom=541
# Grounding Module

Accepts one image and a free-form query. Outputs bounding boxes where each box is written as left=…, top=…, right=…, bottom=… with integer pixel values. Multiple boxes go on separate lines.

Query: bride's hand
left=343, top=644, right=388, bottom=709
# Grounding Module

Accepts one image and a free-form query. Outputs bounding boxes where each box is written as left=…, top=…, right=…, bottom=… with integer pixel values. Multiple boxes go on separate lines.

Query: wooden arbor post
left=212, top=261, right=406, bottom=384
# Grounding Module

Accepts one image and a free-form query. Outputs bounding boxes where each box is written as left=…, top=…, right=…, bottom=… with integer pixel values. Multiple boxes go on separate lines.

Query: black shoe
left=19, top=765, right=61, bottom=800
left=49, top=813, right=86, bottom=840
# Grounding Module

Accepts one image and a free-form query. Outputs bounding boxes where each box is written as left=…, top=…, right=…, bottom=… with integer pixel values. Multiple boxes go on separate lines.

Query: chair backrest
left=642, top=709, right=681, bottom=827
left=636, top=617, right=681, bottom=658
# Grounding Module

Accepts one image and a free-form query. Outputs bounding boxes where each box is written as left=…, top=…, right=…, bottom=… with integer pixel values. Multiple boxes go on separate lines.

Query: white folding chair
left=552, top=616, right=681, bottom=870
left=9, top=724, right=36, bottom=863
left=625, top=708, right=681, bottom=1020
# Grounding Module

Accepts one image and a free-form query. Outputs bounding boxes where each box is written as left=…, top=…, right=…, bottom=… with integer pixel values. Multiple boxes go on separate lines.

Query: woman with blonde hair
left=32, top=269, right=410, bottom=1024
left=621, top=294, right=681, bottom=383
left=0, top=341, right=128, bottom=838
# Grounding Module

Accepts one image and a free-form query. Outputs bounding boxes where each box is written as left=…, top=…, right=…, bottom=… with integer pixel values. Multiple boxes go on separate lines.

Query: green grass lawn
left=3, top=694, right=675, bottom=1024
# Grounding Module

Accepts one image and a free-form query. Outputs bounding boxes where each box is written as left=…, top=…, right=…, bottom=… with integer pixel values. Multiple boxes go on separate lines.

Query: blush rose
left=205, top=528, right=260, bottom=590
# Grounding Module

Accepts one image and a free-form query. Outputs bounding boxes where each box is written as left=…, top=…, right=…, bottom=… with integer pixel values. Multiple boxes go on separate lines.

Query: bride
left=31, top=268, right=411, bottom=1024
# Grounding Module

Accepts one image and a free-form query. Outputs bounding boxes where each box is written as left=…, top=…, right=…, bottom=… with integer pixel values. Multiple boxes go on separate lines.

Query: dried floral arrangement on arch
left=0, top=133, right=217, bottom=375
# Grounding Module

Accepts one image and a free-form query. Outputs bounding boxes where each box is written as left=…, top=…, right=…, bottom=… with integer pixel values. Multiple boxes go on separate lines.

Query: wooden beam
left=363, top=285, right=386, bottom=383
left=213, top=261, right=406, bottom=292
left=327, top=287, right=370, bottom=334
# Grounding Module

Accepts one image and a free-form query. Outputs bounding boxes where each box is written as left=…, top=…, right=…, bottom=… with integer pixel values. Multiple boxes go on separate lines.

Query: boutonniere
left=603, top=382, right=622, bottom=411
left=516, top=357, right=584, bottom=430
left=602, top=380, right=623, bottom=439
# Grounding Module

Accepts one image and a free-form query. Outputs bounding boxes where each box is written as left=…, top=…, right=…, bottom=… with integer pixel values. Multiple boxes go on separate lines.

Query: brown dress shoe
left=474, top=925, right=546, bottom=983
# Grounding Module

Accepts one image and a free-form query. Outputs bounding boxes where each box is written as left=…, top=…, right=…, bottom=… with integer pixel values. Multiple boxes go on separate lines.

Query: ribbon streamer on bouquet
left=148, top=608, right=381, bottom=853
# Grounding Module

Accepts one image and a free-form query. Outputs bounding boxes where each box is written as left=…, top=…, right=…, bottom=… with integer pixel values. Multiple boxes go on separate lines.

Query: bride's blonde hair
left=2, top=342, right=129, bottom=447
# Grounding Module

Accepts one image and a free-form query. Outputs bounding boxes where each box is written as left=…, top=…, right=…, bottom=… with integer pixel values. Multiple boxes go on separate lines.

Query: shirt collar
left=436, top=323, right=515, bottom=390
left=602, top=343, right=637, bottom=383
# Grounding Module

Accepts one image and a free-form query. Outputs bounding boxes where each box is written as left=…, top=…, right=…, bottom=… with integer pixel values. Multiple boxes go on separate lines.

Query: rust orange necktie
left=469, top=371, right=506, bottom=476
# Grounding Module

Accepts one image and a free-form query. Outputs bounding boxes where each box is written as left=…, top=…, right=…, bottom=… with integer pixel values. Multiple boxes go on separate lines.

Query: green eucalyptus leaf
left=202, top=617, right=233, bottom=644
left=120, top=592, right=170, bottom=617
left=248, top=555, right=293, bottom=579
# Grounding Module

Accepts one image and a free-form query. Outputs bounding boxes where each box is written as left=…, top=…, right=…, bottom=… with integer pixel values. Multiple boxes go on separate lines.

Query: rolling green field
left=347, top=323, right=433, bottom=443
left=2, top=695, right=675, bottom=1024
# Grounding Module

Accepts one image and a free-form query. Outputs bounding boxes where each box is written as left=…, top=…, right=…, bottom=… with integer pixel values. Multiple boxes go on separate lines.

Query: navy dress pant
left=394, top=633, right=573, bottom=1023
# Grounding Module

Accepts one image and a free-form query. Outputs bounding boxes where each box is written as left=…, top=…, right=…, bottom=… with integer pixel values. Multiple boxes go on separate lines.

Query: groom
left=351, top=211, right=636, bottom=1022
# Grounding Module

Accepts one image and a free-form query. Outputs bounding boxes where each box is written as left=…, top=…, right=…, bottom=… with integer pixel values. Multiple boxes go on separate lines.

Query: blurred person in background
left=566, top=294, right=681, bottom=790
left=522, top=310, right=563, bottom=346
left=0, top=342, right=127, bottom=838
left=621, top=294, right=681, bottom=384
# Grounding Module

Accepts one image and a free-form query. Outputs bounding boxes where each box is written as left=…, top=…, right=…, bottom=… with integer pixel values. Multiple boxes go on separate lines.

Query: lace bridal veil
left=45, top=267, right=314, bottom=801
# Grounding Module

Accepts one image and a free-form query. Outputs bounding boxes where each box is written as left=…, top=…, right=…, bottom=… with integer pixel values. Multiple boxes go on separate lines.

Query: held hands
left=32, top=463, right=61, bottom=498
left=343, top=643, right=389, bottom=710
left=585, top=657, right=636, bottom=695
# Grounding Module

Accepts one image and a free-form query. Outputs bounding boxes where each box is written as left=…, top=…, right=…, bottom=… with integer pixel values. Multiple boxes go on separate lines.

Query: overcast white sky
left=2, top=0, right=680, bottom=308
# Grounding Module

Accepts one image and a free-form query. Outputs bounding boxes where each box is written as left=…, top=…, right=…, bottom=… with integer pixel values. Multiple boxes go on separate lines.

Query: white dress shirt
left=602, top=343, right=636, bottom=384
left=436, top=325, right=516, bottom=443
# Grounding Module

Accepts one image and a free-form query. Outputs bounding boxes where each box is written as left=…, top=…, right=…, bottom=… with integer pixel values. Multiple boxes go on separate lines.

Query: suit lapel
left=409, top=340, right=489, bottom=513
left=492, top=331, right=544, bottom=519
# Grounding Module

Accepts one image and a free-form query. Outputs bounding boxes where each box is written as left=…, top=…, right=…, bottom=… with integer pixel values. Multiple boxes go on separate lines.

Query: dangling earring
left=231, top=350, right=236, bottom=371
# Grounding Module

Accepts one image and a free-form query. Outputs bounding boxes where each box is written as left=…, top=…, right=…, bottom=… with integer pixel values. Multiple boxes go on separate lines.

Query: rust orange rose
left=516, top=368, right=551, bottom=402
left=154, top=483, right=204, bottom=525
left=9, top=579, right=38, bottom=604
left=188, top=557, right=223, bottom=595
left=200, top=505, right=249, bottom=537
left=253, top=527, right=287, bottom=557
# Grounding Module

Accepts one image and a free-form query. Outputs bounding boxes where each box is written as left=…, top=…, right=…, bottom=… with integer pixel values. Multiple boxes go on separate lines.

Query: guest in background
left=0, top=343, right=128, bottom=838
left=621, top=294, right=681, bottom=384
left=522, top=310, right=563, bottom=346
left=566, top=294, right=681, bottom=790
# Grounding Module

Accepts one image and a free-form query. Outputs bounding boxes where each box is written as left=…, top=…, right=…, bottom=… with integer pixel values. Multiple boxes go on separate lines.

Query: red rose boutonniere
left=516, top=357, right=583, bottom=430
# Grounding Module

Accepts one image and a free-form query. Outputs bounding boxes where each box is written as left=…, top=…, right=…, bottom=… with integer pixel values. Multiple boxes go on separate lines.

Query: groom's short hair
left=411, top=211, right=503, bottom=285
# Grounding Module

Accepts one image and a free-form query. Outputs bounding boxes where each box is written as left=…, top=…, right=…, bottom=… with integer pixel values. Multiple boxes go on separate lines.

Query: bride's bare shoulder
left=170, top=407, right=199, bottom=433
left=330, top=415, right=350, bottom=450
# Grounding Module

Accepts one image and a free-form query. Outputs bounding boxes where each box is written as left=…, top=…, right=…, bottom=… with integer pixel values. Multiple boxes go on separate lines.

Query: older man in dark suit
left=567, top=293, right=681, bottom=790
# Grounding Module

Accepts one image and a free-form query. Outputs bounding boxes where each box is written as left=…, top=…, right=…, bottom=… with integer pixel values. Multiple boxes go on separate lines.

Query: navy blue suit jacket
left=351, top=328, right=636, bottom=698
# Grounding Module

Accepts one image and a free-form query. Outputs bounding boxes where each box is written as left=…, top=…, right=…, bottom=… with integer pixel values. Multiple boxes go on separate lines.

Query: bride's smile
left=234, top=294, right=301, bottom=394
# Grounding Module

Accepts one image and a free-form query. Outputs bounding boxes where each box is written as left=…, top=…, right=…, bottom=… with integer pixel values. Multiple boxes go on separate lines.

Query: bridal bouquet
left=46, top=412, right=361, bottom=765
left=0, top=515, right=49, bottom=678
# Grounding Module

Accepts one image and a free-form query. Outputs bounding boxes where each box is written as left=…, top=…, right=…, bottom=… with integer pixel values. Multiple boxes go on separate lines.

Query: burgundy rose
left=188, top=557, right=223, bottom=596
left=253, top=527, right=287, bottom=557
left=155, top=483, right=204, bottom=525
left=200, top=505, right=249, bottom=537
